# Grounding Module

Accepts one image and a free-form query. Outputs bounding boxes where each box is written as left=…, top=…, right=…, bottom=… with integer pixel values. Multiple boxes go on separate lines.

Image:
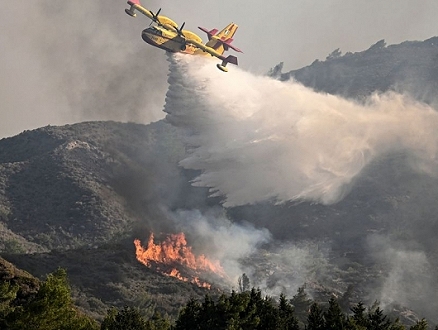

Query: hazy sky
left=160, top=0, right=438, bottom=72
left=2, top=0, right=438, bottom=138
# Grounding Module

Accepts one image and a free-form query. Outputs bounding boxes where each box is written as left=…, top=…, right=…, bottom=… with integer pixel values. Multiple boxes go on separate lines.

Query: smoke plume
left=166, top=207, right=271, bottom=283
left=368, top=235, right=437, bottom=318
left=165, top=54, right=438, bottom=207
left=0, top=1, right=167, bottom=138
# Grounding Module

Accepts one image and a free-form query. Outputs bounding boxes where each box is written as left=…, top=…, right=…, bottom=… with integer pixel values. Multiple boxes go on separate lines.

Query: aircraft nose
left=141, top=30, right=151, bottom=43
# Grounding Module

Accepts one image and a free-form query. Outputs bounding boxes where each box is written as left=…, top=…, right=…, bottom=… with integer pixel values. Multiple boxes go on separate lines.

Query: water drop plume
left=165, top=54, right=438, bottom=207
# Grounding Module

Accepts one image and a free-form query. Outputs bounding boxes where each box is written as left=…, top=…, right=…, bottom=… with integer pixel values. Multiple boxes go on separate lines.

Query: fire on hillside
left=134, top=233, right=226, bottom=289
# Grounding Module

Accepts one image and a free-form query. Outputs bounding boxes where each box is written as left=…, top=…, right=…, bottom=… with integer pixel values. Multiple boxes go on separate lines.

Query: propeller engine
left=175, top=22, right=186, bottom=37
left=149, top=8, right=162, bottom=25
left=174, top=22, right=187, bottom=50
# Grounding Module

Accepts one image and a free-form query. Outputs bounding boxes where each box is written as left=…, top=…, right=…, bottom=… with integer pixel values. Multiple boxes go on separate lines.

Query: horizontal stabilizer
left=223, top=41, right=243, bottom=53
left=224, top=55, right=238, bottom=66
left=198, top=27, right=218, bottom=40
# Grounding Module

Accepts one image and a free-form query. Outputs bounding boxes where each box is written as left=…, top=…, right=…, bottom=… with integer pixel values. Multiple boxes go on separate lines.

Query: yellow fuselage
left=141, top=26, right=199, bottom=55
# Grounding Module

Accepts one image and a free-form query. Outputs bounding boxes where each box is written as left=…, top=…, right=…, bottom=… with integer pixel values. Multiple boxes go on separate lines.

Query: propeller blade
left=150, top=8, right=162, bottom=24
left=176, top=22, right=186, bottom=37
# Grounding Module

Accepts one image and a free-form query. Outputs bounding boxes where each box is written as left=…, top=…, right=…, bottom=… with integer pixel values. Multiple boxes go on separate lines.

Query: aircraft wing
left=126, top=0, right=155, bottom=20
left=189, top=39, right=229, bottom=61
left=189, top=38, right=238, bottom=70
left=125, top=0, right=179, bottom=31
left=223, top=40, right=243, bottom=53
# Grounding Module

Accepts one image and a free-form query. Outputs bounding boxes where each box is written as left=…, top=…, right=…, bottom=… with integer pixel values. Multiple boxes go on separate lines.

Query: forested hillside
left=2, top=36, right=438, bottom=326
left=0, top=121, right=213, bottom=319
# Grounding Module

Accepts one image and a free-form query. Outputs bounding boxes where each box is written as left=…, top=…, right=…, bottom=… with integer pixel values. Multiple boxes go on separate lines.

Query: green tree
left=291, top=286, right=311, bottom=326
left=145, top=311, right=172, bottom=330
left=278, top=293, right=299, bottom=330
left=306, top=302, right=324, bottom=330
left=255, top=296, right=279, bottom=330
left=239, top=288, right=261, bottom=330
left=0, top=281, right=19, bottom=327
left=175, top=298, right=201, bottom=330
left=367, top=302, right=391, bottom=330
left=198, top=294, right=218, bottom=329
left=339, top=285, right=354, bottom=313
left=410, top=319, right=428, bottom=330
left=225, top=290, right=253, bottom=330
left=324, top=297, right=346, bottom=330
left=7, top=268, right=98, bottom=330
left=0, top=281, right=18, bottom=312
left=345, top=318, right=367, bottom=330
left=389, top=318, right=406, bottom=330
left=350, top=301, right=368, bottom=329
left=101, top=306, right=148, bottom=330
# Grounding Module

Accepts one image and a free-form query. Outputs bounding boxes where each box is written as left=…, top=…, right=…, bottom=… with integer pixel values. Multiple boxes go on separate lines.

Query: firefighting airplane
left=125, top=0, right=242, bottom=72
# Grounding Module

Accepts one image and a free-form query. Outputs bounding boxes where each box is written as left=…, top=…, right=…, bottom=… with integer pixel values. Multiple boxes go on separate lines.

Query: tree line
left=0, top=269, right=435, bottom=330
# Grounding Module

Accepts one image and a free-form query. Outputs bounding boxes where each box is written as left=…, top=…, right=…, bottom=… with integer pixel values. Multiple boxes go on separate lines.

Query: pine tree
left=145, top=311, right=172, bottom=330
left=198, top=294, right=218, bottom=329
left=324, top=297, right=346, bottom=330
left=255, top=296, right=279, bottom=330
left=226, top=290, right=256, bottom=329
left=350, top=301, right=368, bottom=328
left=367, top=302, right=391, bottom=330
left=175, top=298, right=201, bottom=330
left=410, top=319, right=428, bottom=330
left=306, top=302, right=325, bottom=330
left=278, top=293, right=299, bottom=330
left=291, top=286, right=311, bottom=326
left=389, top=318, right=406, bottom=330
left=239, top=289, right=260, bottom=330
left=339, top=285, right=354, bottom=313
left=101, top=306, right=148, bottom=330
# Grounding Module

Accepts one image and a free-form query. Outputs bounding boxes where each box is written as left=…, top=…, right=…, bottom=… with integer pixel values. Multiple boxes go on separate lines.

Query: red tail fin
left=198, top=27, right=219, bottom=41
left=198, top=23, right=241, bottom=56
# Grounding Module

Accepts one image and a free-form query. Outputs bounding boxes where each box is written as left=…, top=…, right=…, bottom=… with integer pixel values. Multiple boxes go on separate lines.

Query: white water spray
left=165, top=54, right=438, bottom=206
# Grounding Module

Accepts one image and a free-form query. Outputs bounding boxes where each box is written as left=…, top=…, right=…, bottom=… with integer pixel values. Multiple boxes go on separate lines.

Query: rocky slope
left=0, top=121, right=212, bottom=319
left=2, top=36, right=438, bottom=323
left=272, top=37, right=438, bottom=106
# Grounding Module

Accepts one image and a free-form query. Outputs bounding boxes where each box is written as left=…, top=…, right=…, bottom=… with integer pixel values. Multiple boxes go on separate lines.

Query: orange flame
left=134, top=233, right=225, bottom=288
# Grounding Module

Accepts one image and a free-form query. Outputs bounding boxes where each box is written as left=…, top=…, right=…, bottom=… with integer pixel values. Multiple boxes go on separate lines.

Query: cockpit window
left=152, top=29, right=162, bottom=36
left=143, top=28, right=162, bottom=36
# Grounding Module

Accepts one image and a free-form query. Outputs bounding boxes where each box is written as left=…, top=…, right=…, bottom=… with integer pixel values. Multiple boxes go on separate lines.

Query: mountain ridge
left=2, top=36, right=438, bottom=323
left=271, top=36, right=438, bottom=105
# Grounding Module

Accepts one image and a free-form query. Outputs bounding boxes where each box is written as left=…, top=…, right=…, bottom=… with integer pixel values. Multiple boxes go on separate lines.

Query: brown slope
left=0, top=121, right=187, bottom=251
left=0, top=120, right=214, bottom=320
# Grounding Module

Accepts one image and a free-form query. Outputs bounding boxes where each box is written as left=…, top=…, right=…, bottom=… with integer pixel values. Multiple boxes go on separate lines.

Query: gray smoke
left=0, top=1, right=167, bottom=138
left=166, top=207, right=329, bottom=297
left=248, top=240, right=330, bottom=298
left=368, top=235, right=437, bottom=319
left=165, top=54, right=438, bottom=207
left=162, top=54, right=438, bottom=320
left=166, top=207, right=271, bottom=284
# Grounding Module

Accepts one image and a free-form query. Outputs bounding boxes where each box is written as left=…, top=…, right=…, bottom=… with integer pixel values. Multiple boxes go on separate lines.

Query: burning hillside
left=134, top=233, right=226, bottom=288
